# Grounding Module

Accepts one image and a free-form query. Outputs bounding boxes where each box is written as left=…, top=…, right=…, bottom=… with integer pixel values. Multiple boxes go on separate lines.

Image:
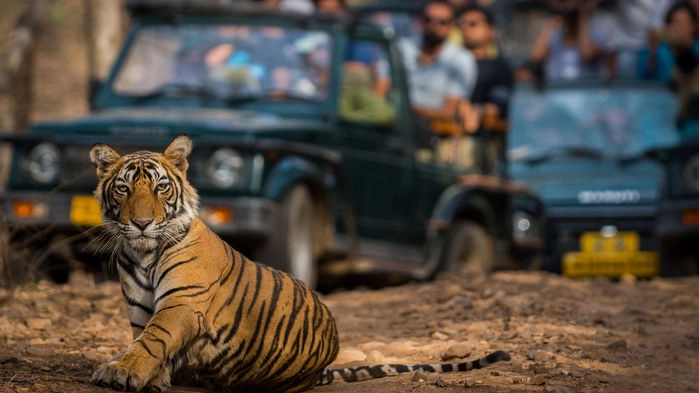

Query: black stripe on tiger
left=153, top=285, right=206, bottom=308
left=155, top=256, right=198, bottom=287
left=317, top=350, right=511, bottom=385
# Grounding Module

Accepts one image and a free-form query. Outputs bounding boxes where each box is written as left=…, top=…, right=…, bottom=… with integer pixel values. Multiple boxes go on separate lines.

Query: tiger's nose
left=131, top=219, right=153, bottom=231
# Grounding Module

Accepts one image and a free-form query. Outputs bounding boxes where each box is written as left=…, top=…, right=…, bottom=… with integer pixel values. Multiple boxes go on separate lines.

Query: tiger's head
left=89, top=135, right=199, bottom=252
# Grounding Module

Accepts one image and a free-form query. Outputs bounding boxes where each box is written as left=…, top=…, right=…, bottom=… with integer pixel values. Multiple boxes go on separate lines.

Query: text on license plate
left=563, top=251, right=659, bottom=278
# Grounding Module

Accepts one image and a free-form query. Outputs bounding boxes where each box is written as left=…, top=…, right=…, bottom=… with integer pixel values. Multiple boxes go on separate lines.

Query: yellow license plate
left=562, top=251, right=659, bottom=278
left=562, top=230, right=659, bottom=278
left=70, top=196, right=102, bottom=226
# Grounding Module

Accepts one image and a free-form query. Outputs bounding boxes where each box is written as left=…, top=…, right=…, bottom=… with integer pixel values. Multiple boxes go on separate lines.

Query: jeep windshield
left=508, top=81, right=681, bottom=165
left=111, top=23, right=332, bottom=104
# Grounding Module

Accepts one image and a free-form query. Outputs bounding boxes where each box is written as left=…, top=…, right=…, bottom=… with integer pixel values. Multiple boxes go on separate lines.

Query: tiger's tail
left=316, top=350, right=511, bottom=385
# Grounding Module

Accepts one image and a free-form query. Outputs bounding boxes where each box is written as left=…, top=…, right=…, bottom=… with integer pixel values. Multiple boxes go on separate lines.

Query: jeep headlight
left=513, top=210, right=535, bottom=242
left=25, top=143, right=61, bottom=184
left=205, top=148, right=245, bottom=188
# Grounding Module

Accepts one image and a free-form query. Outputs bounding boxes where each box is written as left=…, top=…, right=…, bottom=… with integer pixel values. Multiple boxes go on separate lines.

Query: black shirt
left=470, top=56, right=514, bottom=119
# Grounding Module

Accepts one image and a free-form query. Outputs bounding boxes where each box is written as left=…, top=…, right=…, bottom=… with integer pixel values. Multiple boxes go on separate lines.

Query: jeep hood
left=30, top=107, right=328, bottom=141
left=510, top=159, right=663, bottom=207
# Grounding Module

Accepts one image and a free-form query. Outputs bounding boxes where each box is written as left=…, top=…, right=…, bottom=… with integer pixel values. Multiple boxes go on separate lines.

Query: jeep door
left=335, top=32, right=419, bottom=258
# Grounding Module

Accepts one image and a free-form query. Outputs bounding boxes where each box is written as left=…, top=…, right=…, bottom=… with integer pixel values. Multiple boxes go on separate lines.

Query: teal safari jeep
left=0, top=1, right=543, bottom=288
left=508, top=80, right=680, bottom=279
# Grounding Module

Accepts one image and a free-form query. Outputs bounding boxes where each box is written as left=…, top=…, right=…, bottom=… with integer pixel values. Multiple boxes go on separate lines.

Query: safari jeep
left=508, top=80, right=680, bottom=279
left=0, top=1, right=542, bottom=288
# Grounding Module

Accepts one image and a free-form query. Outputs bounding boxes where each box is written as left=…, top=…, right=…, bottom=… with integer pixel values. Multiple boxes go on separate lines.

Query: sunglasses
left=460, top=19, right=486, bottom=28
left=423, top=16, right=453, bottom=26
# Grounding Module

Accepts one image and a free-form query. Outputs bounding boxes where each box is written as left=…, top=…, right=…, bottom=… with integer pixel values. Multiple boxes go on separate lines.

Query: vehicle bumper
left=542, top=205, right=659, bottom=277
left=1, top=191, right=279, bottom=239
left=198, top=196, right=279, bottom=239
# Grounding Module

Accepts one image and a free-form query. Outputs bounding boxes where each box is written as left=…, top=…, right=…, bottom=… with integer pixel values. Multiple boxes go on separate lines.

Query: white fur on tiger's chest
left=116, top=249, right=159, bottom=333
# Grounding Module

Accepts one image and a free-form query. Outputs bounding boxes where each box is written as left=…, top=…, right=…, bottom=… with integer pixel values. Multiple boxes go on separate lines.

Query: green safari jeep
left=0, top=1, right=543, bottom=288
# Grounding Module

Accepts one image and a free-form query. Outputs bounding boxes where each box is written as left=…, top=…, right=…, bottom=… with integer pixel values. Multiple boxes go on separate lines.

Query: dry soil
left=1, top=271, right=698, bottom=393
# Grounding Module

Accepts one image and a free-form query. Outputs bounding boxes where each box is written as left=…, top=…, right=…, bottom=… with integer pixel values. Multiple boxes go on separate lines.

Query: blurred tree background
left=2, top=0, right=87, bottom=131
left=0, top=0, right=129, bottom=133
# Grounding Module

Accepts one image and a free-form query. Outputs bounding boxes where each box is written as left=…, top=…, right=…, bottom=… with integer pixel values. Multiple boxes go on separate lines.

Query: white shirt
left=604, top=0, right=675, bottom=50
left=400, top=40, right=477, bottom=109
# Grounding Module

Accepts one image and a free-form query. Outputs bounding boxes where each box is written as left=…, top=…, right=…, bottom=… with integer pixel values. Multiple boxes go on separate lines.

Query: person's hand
left=542, top=16, right=563, bottom=34
left=458, top=101, right=480, bottom=134
left=482, top=103, right=507, bottom=132
left=482, top=103, right=499, bottom=122
left=205, top=44, right=235, bottom=67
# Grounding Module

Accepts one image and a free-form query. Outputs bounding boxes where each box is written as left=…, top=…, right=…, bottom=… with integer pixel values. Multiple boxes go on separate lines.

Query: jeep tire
left=440, top=221, right=495, bottom=274
left=257, top=185, right=317, bottom=288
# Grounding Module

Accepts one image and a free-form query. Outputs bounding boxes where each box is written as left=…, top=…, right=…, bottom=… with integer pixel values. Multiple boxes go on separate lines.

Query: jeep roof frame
left=125, top=0, right=353, bottom=26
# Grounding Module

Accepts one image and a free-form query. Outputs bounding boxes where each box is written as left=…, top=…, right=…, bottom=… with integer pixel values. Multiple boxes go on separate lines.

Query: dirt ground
left=1, top=271, right=698, bottom=393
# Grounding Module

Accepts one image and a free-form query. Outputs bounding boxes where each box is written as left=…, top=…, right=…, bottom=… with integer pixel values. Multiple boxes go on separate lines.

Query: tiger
left=88, top=134, right=511, bottom=393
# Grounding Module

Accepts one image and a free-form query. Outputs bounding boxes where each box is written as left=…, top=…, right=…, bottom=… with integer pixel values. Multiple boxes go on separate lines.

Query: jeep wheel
left=257, top=185, right=317, bottom=288
left=440, top=221, right=495, bottom=274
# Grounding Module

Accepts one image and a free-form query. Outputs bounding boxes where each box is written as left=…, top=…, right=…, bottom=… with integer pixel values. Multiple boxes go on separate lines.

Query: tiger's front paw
left=91, top=360, right=150, bottom=392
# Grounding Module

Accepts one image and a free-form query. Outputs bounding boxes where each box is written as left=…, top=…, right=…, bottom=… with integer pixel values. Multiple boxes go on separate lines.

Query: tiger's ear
left=90, top=143, right=121, bottom=179
left=164, top=134, right=192, bottom=173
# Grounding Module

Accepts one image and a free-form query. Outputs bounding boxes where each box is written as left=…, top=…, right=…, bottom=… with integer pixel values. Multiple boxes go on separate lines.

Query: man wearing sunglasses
left=400, top=0, right=477, bottom=151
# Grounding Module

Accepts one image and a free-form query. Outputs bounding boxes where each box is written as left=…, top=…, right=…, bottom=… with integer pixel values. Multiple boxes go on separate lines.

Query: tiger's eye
left=116, top=185, right=129, bottom=194
left=156, top=183, right=170, bottom=193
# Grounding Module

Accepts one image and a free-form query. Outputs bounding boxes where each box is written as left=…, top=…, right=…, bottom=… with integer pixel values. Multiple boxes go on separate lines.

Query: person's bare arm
left=645, top=28, right=662, bottom=74
left=374, top=77, right=390, bottom=97
left=529, top=16, right=561, bottom=63
left=576, top=10, right=602, bottom=62
left=413, top=96, right=460, bottom=122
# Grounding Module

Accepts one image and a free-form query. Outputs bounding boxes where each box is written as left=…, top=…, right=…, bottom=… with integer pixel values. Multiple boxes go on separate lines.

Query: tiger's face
left=90, top=135, right=199, bottom=252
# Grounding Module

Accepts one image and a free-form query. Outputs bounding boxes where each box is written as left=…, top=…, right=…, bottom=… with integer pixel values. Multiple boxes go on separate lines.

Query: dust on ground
left=1, top=271, right=698, bottom=393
